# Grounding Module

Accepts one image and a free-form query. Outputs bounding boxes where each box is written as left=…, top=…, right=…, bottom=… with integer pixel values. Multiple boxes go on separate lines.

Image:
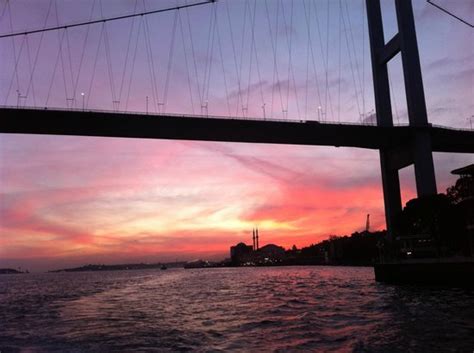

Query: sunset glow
left=0, top=0, right=472, bottom=271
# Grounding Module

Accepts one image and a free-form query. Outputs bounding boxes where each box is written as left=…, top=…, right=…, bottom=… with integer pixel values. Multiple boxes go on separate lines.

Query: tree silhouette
left=395, top=194, right=465, bottom=255
left=447, top=174, right=474, bottom=204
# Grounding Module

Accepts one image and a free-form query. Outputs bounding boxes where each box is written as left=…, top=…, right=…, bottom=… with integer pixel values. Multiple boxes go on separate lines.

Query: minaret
left=252, top=228, right=256, bottom=251
left=256, top=227, right=259, bottom=250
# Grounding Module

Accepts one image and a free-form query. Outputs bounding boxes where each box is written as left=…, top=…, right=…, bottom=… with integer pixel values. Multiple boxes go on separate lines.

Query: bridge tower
left=366, top=0, right=437, bottom=240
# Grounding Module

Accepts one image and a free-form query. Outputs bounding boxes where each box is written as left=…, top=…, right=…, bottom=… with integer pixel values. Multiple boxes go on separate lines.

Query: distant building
left=230, top=242, right=253, bottom=263
left=258, top=244, right=285, bottom=258
left=230, top=229, right=288, bottom=265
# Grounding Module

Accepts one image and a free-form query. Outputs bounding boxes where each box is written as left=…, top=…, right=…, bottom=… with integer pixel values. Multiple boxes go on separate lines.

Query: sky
left=0, top=0, right=473, bottom=271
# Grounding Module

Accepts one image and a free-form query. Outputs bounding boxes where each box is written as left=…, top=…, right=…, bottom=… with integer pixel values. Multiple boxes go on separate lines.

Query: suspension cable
left=85, top=24, right=105, bottom=109
left=302, top=0, right=323, bottom=120
left=24, top=36, right=37, bottom=106
left=185, top=0, right=203, bottom=109
left=340, top=0, right=362, bottom=120
left=338, top=0, right=342, bottom=122
left=178, top=9, right=196, bottom=114
left=237, top=0, right=249, bottom=116
left=6, top=0, right=54, bottom=105
left=281, top=0, right=301, bottom=119
left=325, top=0, right=330, bottom=120
left=204, top=5, right=217, bottom=107
left=125, top=14, right=143, bottom=111
left=143, top=0, right=160, bottom=114
left=7, top=1, right=20, bottom=94
left=71, top=0, right=97, bottom=108
left=163, top=11, right=179, bottom=112
left=388, top=72, right=400, bottom=124
left=99, top=1, right=118, bottom=110
left=245, top=0, right=257, bottom=115
left=3, top=35, right=25, bottom=105
left=215, top=11, right=232, bottom=117
left=202, top=2, right=216, bottom=109
left=264, top=0, right=284, bottom=118
left=249, top=0, right=265, bottom=117
left=65, top=29, right=75, bottom=103
left=304, top=2, right=310, bottom=120
left=313, top=0, right=335, bottom=121
left=344, top=0, right=364, bottom=113
left=225, top=0, right=244, bottom=117
left=143, top=9, right=158, bottom=113
left=54, top=0, right=70, bottom=106
left=45, top=29, right=67, bottom=106
left=117, top=0, right=138, bottom=110
left=362, top=0, right=366, bottom=119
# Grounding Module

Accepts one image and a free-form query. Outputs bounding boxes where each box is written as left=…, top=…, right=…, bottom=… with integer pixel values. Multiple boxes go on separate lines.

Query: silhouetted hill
left=0, top=268, right=28, bottom=274
left=50, top=262, right=185, bottom=272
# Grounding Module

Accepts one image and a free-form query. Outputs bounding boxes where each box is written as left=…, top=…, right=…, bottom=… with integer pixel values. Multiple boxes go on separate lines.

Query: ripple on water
left=1, top=267, right=473, bottom=352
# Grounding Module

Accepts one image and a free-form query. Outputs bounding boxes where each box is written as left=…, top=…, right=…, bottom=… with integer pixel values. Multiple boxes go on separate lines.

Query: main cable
left=427, top=0, right=473, bottom=28
left=0, top=1, right=216, bottom=39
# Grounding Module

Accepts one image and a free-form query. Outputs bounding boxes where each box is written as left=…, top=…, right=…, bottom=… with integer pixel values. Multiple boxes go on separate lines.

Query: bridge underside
left=1, top=108, right=473, bottom=154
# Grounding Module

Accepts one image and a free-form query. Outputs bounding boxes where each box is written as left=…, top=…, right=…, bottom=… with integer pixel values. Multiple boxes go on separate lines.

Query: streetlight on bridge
left=81, top=92, right=85, bottom=111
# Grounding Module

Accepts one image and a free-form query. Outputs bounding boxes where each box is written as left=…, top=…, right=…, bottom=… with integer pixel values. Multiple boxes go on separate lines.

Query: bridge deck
left=0, top=108, right=473, bottom=153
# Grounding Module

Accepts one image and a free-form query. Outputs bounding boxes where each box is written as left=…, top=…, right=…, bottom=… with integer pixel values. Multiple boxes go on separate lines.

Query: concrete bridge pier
left=379, top=150, right=402, bottom=241
left=413, top=130, right=437, bottom=197
left=380, top=131, right=437, bottom=241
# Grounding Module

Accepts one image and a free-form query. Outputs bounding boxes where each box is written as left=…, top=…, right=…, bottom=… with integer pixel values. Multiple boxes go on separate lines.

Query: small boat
left=160, top=264, right=167, bottom=270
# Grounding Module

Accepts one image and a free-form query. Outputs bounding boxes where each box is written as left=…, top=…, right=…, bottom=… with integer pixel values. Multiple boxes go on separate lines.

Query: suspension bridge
left=0, top=0, right=473, bottom=237
left=1, top=107, right=472, bottom=154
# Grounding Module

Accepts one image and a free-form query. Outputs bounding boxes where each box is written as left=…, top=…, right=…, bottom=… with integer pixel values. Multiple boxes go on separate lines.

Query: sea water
left=1, top=266, right=473, bottom=352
